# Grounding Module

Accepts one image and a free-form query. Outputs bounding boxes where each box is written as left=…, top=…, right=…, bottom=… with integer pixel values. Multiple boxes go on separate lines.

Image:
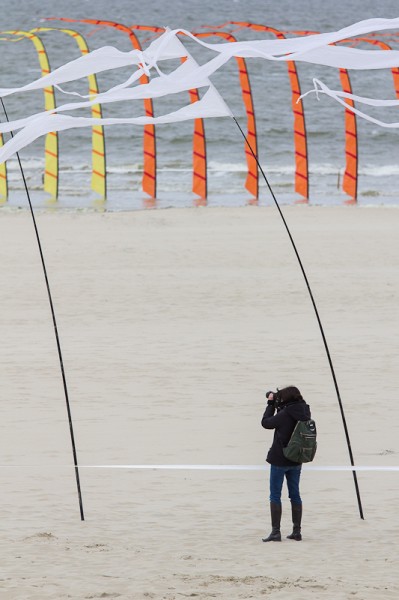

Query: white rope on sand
left=1, top=464, right=399, bottom=471
left=79, top=465, right=399, bottom=471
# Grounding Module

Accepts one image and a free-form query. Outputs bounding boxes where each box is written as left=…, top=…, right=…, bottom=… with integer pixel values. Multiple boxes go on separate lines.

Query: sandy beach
left=0, top=204, right=398, bottom=599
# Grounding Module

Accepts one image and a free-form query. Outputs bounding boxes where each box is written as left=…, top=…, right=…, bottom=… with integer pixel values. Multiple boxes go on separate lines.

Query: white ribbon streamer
left=300, top=78, right=399, bottom=128
left=0, top=33, right=232, bottom=164
left=0, top=46, right=145, bottom=98
left=1, top=17, right=399, bottom=163
left=0, top=87, right=231, bottom=164
left=0, top=31, right=188, bottom=98
left=3, top=17, right=399, bottom=100
left=157, top=22, right=399, bottom=69
left=0, top=55, right=229, bottom=135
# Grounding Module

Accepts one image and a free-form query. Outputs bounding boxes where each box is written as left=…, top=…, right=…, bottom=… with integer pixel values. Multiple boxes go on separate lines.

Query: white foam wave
left=6, top=157, right=44, bottom=170
left=360, top=164, right=399, bottom=177
left=309, top=164, right=341, bottom=175
left=207, top=161, right=247, bottom=172
left=107, top=164, right=143, bottom=174
left=5, top=158, right=399, bottom=180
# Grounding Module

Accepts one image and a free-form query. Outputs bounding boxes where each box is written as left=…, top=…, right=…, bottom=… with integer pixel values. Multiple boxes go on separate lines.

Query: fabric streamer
left=0, top=50, right=230, bottom=134
left=1, top=18, right=399, bottom=163
left=0, top=88, right=231, bottom=164
left=300, top=78, right=399, bottom=128
left=0, top=31, right=189, bottom=97
left=0, top=33, right=233, bottom=163
left=2, top=19, right=399, bottom=96
left=0, top=18, right=399, bottom=97
left=1, top=19, right=399, bottom=97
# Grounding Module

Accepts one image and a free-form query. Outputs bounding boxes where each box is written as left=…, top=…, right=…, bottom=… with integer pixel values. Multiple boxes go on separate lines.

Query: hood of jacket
left=284, top=400, right=311, bottom=421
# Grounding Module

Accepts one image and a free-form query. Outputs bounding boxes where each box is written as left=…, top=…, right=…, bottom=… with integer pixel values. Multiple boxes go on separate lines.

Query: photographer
left=261, top=386, right=311, bottom=542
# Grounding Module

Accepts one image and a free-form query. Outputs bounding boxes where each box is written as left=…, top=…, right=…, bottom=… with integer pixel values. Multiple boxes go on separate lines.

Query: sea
left=0, top=0, right=398, bottom=210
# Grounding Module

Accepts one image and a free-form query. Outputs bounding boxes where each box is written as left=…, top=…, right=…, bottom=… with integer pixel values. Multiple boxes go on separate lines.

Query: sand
left=0, top=204, right=398, bottom=599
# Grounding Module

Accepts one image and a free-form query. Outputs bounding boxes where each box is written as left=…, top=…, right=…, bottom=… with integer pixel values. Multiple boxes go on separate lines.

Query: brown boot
left=262, top=502, right=282, bottom=542
left=287, top=503, right=302, bottom=541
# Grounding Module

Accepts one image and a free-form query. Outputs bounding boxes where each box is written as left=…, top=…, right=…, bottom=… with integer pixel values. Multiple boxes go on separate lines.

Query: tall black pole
left=233, top=116, right=364, bottom=519
left=1, top=99, right=85, bottom=521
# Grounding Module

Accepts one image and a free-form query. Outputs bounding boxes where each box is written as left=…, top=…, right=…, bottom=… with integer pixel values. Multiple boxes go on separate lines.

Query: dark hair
left=276, top=386, right=303, bottom=406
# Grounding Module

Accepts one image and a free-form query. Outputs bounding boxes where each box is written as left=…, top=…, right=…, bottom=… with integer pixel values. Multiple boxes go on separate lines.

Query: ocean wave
left=7, top=157, right=399, bottom=182
left=105, top=164, right=143, bottom=174
left=207, top=162, right=247, bottom=172
left=359, top=165, right=399, bottom=177
left=6, top=158, right=44, bottom=170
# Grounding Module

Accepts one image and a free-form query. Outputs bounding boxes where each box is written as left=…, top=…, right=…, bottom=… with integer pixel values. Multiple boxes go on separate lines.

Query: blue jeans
left=269, top=464, right=302, bottom=505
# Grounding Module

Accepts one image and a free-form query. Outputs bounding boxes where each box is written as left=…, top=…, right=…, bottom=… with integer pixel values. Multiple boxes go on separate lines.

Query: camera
left=266, top=389, right=282, bottom=407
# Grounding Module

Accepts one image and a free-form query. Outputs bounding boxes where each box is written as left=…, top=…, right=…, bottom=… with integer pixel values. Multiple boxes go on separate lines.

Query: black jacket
left=261, top=400, right=311, bottom=466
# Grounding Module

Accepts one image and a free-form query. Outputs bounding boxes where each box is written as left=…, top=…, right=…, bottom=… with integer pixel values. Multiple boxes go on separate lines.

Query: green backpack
left=283, top=419, right=317, bottom=463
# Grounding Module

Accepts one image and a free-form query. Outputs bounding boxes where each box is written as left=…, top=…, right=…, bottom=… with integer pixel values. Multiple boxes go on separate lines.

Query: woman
left=261, top=386, right=311, bottom=542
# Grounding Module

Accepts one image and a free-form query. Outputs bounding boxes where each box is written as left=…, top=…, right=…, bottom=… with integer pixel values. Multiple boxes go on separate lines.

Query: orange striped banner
left=337, top=36, right=399, bottom=202
left=338, top=68, right=358, bottom=202
left=338, top=36, right=399, bottom=202
left=131, top=26, right=208, bottom=203
left=231, top=23, right=309, bottom=201
left=289, top=29, right=360, bottom=203
left=0, top=133, right=7, bottom=200
left=188, top=85, right=207, bottom=202
left=49, top=18, right=157, bottom=199
left=195, top=31, right=259, bottom=202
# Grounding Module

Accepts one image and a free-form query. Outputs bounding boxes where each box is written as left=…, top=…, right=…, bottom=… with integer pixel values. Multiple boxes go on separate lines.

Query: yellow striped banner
left=31, top=27, right=107, bottom=199
left=1, top=30, right=59, bottom=199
